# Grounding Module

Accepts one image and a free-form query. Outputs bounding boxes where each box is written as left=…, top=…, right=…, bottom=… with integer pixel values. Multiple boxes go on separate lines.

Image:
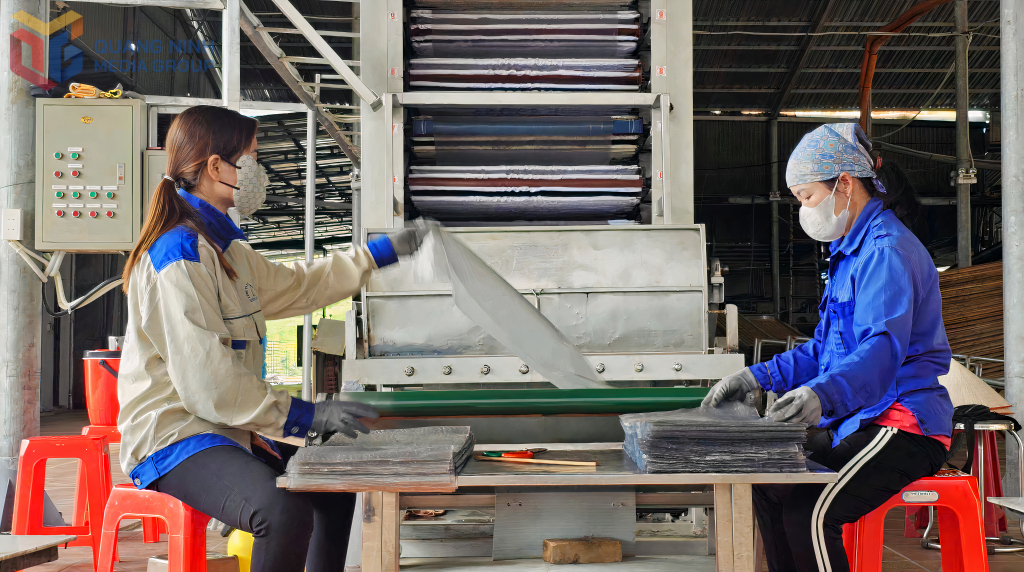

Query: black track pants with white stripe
left=753, top=424, right=947, bottom=572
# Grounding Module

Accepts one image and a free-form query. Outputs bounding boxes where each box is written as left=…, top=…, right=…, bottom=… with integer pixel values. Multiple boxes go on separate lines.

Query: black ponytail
left=869, top=161, right=919, bottom=228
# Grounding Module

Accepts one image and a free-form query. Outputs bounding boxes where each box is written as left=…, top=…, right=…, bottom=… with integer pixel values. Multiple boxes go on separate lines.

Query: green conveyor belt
left=345, top=387, right=710, bottom=417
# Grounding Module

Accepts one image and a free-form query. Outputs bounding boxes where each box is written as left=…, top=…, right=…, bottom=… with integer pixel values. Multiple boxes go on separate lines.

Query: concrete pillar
left=0, top=0, right=45, bottom=501
left=1002, top=0, right=1024, bottom=497
left=955, top=0, right=972, bottom=268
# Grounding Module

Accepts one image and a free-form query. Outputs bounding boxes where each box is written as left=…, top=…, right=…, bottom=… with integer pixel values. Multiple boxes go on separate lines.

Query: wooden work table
left=0, top=534, right=74, bottom=571
left=281, top=443, right=837, bottom=572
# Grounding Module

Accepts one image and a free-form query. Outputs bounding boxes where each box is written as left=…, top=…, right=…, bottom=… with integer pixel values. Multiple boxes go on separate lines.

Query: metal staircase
left=239, top=0, right=381, bottom=169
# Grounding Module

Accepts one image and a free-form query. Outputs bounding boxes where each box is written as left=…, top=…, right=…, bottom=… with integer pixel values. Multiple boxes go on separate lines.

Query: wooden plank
left=731, top=483, right=755, bottom=572
left=714, top=484, right=734, bottom=572
left=361, top=491, right=383, bottom=572
left=381, top=492, right=402, bottom=572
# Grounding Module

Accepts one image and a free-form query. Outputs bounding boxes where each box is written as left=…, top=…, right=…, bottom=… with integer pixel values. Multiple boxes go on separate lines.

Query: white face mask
left=798, top=179, right=851, bottom=243
left=220, top=154, right=269, bottom=218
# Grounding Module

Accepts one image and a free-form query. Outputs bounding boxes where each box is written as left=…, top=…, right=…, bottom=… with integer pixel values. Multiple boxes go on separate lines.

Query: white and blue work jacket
left=751, top=198, right=954, bottom=446
left=118, top=190, right=397, bottom=486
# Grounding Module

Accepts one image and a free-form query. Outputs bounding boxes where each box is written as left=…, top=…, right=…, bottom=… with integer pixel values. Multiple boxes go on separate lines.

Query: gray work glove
left=390, top=219, right=433, bottom=256
left=766, top=386, right=822, bottom=425
left=701, top=368, right=760, bottom=410
left=311, top=400, right=380, bottom=439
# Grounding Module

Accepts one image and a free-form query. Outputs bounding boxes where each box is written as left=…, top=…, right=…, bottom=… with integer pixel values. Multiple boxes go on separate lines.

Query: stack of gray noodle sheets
left=283, top=426, right=476, bottom=491
left=620, top=404, right=808, bottom=474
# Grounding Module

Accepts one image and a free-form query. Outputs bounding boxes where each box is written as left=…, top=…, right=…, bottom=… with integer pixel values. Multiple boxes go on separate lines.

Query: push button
left=105, top=191, right=115, bottom=199
left=70, top=170, right=80, bottom=178
left=71, top=210, right=80, bottom=218
left=105, top=211, right=114, bottom=218
left=88, top=191, right=98, bottom=198
left=55, top=210, right=64, bottom=217
left=69, top=152, right=80, bottom=160
left=54, top=191, right=64, bottom=199
left=89, top=211, right=98, bottom=218
left=53, top=152, right=62, bottom=159
left=53, top=170, right=62, bottom=178
left=71, top=191, right=80, bottom=199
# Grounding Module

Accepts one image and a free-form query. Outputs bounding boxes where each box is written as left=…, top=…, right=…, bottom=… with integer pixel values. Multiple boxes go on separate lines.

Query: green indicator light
left=70, top=152, right=80, bottom=160
left=55, top=191, right=64, bottom=198
left=105, top=191, right=114, bottom=199
left=71, top=191, right=80, bottom=199
left=89, top=191, right=98, bottom=198
left=53, top=152, right=62, bottom=159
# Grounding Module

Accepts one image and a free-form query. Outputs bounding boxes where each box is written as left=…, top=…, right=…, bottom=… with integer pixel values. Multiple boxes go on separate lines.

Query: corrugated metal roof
left=693, top=0, right=1001, bottom=113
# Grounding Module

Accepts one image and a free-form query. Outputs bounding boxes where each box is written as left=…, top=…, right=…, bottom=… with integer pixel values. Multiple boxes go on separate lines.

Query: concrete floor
left=21, top=409, right=1024, bottom=571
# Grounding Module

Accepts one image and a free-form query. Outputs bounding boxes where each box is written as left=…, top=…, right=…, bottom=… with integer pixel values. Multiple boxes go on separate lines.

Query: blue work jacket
left=751, top=198, right=954, bottom=446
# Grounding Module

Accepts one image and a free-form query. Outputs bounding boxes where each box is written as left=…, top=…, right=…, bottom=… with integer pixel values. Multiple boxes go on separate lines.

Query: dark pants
left=754, top=425, right=947, bottom=572
left=150, top=444, right=356, bottom=572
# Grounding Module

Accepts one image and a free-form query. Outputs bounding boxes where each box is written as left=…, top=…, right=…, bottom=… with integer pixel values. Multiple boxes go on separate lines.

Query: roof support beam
left=771, top=0, right=838, bottom=118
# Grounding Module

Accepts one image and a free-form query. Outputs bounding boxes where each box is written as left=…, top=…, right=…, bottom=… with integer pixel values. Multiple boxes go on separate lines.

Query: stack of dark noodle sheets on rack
left=409, top=9, right=641, bottom=91
left=620, top=404, right=808, bottom=474
left=405, top=1, right=646, bottom=223
left=409, top=112, right=644, bottom=221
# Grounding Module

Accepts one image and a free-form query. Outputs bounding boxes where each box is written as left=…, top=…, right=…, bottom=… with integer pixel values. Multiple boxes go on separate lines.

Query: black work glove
left=311, top=400, right=380, bottom=440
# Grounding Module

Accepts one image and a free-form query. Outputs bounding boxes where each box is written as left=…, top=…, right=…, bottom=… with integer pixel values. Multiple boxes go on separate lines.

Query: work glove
left=310, top=400, right=380, bottom=440
left=701, top=368, right=760, bottom=410
left=766, top=386, right=822, bottom=425
left=390, top=219, right=433, bottom=256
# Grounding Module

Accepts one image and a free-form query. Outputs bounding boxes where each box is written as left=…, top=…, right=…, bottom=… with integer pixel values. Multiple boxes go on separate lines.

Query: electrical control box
left=35, top=98, right=144, bottom=251
left=144, top=149, right=167, bottom=223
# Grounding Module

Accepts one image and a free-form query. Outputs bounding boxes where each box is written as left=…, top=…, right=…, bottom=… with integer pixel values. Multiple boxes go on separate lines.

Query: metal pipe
left=222, top=0, right=241, bottom=110
left=770, top=119, right=781, bottom=317
left=1002, top=0, right=1024, bottom=502
left=302, top=110, right=316, bottom=402
left=955, top=0, right=971, bottom=269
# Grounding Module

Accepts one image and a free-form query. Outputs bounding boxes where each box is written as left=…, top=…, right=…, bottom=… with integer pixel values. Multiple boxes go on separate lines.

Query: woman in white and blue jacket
left=117, top=106, right=423, bottom=572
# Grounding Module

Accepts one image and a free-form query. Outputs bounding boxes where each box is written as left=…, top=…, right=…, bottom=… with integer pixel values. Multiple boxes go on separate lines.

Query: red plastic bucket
left=83, top=350, right=121, bottom=426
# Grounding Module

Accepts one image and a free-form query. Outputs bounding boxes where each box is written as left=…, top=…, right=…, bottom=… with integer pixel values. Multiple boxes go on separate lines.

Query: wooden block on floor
left=542, top=538, right=622, bottom=565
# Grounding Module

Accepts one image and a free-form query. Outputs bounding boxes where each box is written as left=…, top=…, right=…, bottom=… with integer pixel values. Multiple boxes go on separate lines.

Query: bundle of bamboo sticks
left=939, top=262, right=1003, bottom=379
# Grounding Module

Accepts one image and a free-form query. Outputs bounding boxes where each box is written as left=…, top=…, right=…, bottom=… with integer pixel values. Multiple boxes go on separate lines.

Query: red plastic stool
left=843, top=474, right=988, bottom=572
left=82, top=424, right=121, bottom=444
left=11, top=435, right=113, bottom=564
left=96, top=484, right=211, bottom=572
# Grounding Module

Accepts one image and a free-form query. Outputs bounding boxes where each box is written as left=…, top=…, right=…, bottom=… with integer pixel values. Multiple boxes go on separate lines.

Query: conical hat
left=938, top=359, right=1011, bottom=409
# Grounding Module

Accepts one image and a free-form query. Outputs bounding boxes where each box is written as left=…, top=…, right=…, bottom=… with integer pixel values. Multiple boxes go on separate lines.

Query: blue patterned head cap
left=786, top=123, right=886, bottom=193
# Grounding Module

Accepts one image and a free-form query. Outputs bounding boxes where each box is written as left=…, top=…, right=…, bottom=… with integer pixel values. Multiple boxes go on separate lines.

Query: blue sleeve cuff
left=284, top=398, right=315, bottom=438
left=366, top=235, right=399, bottom=268
left=751, top=362, right=773, bottom=390
left=806, top=379, right=837, bottom=420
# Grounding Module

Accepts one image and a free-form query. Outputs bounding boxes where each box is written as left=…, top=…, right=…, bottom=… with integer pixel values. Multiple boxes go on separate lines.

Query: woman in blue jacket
left=702, top=123, right=953, bottom=572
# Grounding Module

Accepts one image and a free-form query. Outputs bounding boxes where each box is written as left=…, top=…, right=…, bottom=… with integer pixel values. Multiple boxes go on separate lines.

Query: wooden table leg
left=382, top=492, right=402, bottom=572
left=715, top=484, right=734, bottom=572
left=715, top=484, right=756, bottom=572
left=732, top=483, right=755, bottom=572
left=362, top=491, right=383, bottom=572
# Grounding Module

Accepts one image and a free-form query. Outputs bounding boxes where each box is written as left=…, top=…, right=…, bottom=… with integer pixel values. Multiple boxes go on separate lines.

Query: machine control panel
left=35, top=99, right=144, bottom=251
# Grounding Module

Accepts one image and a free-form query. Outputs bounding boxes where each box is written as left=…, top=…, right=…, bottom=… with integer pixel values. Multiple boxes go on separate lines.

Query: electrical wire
left=874, top=63, right=956, bottom=140
left=6, top=240, right=123, bottom=314
left=42, top=275, right=123, bottom=318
